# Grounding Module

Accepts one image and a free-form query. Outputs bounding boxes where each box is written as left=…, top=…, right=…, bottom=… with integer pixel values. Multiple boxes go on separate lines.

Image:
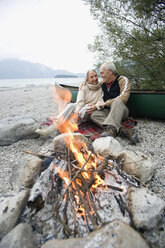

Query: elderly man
left=86, top=61, right=137, bottom=144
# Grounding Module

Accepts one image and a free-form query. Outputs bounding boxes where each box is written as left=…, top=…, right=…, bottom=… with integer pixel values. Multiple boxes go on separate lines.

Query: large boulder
left=0, top=223, right=36, bottom=248
left=0, top=189, right=30, bottom=238
left=41, top=219, right=149, bottom=248
left=126, top=187, right=165, bottom=230
left=93, top=137, right=123, bottom=158
left=0, top=116, right=39, bottom=146
left=116, top=150, right=155, bottom=183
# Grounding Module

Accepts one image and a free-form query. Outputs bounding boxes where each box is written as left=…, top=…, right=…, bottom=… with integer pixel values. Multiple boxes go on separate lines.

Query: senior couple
left=36, top=61, right=138, bottom=144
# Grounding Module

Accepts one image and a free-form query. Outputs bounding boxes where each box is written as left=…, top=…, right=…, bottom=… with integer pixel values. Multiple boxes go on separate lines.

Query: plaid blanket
left=76, top=118, right=137, bottom=140
left=41, top=117, right=137, bottom=141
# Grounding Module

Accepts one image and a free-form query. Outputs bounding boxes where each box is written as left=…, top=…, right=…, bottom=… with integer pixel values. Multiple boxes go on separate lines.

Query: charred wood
left=115, top=164, right=139, bottom=187
left=105, top=184, right=123, bottom=192
left=114, top=194, right=128, bottom=216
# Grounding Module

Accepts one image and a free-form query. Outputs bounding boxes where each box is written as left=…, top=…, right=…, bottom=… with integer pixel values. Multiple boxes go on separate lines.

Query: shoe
left=100, top=125, right=117, bottom=138
left=119, top=127, right=138, bottom=144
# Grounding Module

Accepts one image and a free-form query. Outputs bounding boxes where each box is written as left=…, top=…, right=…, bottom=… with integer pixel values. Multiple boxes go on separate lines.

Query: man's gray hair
left=102, top=62, right=116, bottom=74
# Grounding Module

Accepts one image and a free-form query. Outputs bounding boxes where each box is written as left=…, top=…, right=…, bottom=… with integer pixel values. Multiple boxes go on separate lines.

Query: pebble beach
left=0, top=85, right=165, bottom=246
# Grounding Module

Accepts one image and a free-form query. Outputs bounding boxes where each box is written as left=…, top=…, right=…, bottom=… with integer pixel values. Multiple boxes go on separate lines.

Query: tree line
left=82, top=0, right=165, bottom=89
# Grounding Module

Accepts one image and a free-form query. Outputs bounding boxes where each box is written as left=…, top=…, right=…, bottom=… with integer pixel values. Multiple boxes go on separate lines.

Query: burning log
left=67, top=149, right=80, bottom=236
left=80, top=159, right=108, bottom=194
left=74, top=180, right=98, bottom=230
left=79, top=174, right=104, bottom=225
left=27, top=159, right=68, bottom=211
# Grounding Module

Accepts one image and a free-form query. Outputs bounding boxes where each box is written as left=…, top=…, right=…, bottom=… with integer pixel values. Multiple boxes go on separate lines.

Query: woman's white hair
left=85, top=69, right=97, bottom=82
left=102, top=62, right=116, bottom=74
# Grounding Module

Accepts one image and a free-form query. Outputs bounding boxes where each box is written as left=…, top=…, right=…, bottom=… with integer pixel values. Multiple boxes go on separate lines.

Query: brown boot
left=100, top=125, right=117, bottom=138
left=119, top=127, right=138, bottom=144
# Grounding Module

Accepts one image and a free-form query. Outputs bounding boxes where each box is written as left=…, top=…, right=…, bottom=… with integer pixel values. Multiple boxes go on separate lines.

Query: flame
left=53, top=86, right=105, bottom=217
left=53, top=84, right=72, bottom=113
left=52, top=164, right=70, bottom=187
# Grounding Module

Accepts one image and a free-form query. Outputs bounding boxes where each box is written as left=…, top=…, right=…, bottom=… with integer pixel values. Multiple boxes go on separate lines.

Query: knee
left=112, top=99, right=123, bottom=106
left=111, top=99, right=125, bottom=109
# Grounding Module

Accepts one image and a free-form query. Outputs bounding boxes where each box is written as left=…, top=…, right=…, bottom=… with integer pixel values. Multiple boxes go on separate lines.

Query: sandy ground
left=0, top=85, right=165, bottom=246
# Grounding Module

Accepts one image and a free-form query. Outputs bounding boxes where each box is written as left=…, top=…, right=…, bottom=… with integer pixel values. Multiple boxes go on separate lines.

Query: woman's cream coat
left=74, top=81, right=104, bottom=113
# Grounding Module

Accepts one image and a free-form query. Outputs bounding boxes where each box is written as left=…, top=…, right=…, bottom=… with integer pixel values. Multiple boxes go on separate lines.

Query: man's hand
left=86, top=105, right=97, bottom=114
left=99, top=102, right=106, bottom=108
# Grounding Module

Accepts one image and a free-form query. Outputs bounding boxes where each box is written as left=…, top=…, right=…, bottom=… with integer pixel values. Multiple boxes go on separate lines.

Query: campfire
left=22, top=135, right=138, bottom=242
left=19, top=87, right=140, bottom=244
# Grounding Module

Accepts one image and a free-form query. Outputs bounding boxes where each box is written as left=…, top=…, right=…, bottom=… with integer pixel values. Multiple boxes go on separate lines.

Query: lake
left=0, top=77, right=84, bottom=90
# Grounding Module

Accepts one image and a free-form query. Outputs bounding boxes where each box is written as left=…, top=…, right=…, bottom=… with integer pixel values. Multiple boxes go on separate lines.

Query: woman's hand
left=86, top=104, right=96, bottom=114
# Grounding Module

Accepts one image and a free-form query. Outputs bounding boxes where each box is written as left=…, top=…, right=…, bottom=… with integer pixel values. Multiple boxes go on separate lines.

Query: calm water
left=0, top=77, right=84, bottom=90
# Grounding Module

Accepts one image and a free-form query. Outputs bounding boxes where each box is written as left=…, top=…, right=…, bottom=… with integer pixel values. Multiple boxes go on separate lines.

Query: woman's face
left=87, top=71, right=98, bottom=85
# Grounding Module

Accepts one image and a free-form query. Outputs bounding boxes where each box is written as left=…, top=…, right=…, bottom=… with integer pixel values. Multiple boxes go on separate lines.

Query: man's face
left=100, top=65, right=112, bottom=83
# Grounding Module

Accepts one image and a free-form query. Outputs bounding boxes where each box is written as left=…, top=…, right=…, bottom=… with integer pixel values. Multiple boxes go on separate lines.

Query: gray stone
left=0, top=223, right=35, bottom=248
left=41, top=219, right=149, bottom=248
left=0, top=116, right=39, bottom=146
left=116, top=150, right=155, bottom=183
left=93, top=136, right=123, bottom=158
left=0, top=189, right=30, bottom=238
left=10, top=157, right=43, bottom=190
left=126, top=187, right=165, bottom=230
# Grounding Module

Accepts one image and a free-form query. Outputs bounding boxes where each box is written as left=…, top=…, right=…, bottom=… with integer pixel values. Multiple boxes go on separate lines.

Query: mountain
left=55, top=74, right=78, bottom=78
left=0, top=59, right=84, bottom=79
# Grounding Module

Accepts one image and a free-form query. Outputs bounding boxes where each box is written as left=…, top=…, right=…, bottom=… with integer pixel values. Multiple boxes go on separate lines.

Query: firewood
left=74, top=180, right=98, bottom=230
left=80, top=159, right=108, bottom=193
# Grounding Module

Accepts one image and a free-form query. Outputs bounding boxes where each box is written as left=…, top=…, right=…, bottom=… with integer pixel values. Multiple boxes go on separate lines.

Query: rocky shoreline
left=0, top=86, right=164, bottom=247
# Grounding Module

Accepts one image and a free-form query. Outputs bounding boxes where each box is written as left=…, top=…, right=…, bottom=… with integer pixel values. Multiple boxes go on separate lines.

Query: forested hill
left=0, top=59, right=83, bottom=79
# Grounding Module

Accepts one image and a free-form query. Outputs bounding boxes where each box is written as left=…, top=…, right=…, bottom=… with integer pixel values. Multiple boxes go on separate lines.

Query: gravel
left=0, top=85, right=164, bottom=246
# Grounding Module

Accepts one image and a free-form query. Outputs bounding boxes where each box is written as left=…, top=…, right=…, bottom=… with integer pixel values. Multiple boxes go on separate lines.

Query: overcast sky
left=0, top=0, right=100, bottom=73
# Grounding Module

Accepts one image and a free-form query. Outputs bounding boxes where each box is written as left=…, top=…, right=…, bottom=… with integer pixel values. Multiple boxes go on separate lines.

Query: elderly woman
left=36, top=69, right=104, bottom=137
left=61, top=69, right=104, bottom=122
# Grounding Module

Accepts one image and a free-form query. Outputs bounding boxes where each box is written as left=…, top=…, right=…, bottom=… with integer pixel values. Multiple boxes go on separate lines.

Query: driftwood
left=27, top=159, right=67, bottom=210
left=27, top=163, right=53, bottom=210
left=23, top=150, right=54, bottom=159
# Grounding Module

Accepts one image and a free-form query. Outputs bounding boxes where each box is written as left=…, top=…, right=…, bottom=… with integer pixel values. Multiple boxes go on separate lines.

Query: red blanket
left=41, top=117, right=137, bottom=141
left=76, top=118, right=137, bottom=140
